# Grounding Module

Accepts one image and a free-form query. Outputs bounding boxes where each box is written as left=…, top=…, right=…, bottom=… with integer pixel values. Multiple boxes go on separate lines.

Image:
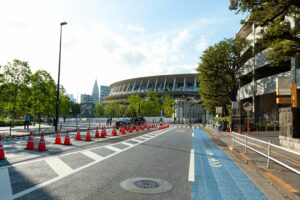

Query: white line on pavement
left=122, top=141, right=134, bottom=147
left=105, top=145, right=122, bottom=152
left=9, top=128, right=174, bottom=200
left=45, top=157, right=73, bottom=177
left=81, top=151, right=104, bottom=161
left=188, top=149, right=195, bottom=182
left=0, top=168, right=12, bottom=200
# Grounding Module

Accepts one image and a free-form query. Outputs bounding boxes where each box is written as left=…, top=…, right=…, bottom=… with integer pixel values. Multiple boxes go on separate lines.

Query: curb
left=204, top=127, right=300, bottom=200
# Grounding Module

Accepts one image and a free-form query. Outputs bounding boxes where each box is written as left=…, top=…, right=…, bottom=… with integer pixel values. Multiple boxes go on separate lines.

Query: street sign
left=243, top=102, right=252, bottom=112
left=216, top=107, right=222, bottom=114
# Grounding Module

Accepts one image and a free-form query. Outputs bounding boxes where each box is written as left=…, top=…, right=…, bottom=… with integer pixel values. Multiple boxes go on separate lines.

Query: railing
left=205, top=124, right=300, bottom=175
left=231, top=131, right=300, bottom=175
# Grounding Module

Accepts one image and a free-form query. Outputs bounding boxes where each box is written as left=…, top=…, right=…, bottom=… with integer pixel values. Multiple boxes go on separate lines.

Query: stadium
left=104, top=73, right=204, bottom=123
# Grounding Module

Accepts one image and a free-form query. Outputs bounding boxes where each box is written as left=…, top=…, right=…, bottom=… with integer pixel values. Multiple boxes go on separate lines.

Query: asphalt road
left=0, top=126, right=282, bottom=200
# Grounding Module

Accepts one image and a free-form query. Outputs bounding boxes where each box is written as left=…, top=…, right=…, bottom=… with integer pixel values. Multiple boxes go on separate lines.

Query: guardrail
left=204, top=124, right=300, bottom=176
left=231, top=131, right=300, bottom=175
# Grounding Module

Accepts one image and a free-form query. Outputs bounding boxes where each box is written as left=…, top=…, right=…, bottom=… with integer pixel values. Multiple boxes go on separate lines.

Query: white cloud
left=120, top=24, right=145, bottom=33
left=196, top=35, right=208, bottom=53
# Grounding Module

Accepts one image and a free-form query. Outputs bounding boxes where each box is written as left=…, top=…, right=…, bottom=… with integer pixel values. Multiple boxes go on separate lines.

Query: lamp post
left=55, top=22, right=67, bottom=132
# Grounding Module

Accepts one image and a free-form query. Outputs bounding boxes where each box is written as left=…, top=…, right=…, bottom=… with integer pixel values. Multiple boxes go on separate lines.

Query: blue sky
left=0, top=0, right=245, bottom=98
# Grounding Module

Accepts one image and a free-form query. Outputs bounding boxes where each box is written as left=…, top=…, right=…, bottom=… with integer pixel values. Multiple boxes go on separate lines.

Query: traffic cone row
left=0, top=123, right=161, bottom=158
left=0, top=137, right=5, bottom=160
left=159, top=124, right=170, bottom=130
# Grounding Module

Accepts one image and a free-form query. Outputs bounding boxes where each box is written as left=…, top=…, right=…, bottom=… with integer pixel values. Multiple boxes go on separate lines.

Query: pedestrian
left=109, top=117, right=112, bottom=126
left=24, top=114, right=30, bottom=130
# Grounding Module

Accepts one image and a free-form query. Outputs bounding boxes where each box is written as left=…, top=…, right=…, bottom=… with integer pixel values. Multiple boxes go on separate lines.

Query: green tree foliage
left=30, top=70, right=56, bottom=123
left=230, top=0, right=300, bottom=62
left=141, top=92, right=160, bottom=116
left=162, top=94, right=175, bottom=117
left=2, top=59, right=32, bottom=119
left=94, top=103, right=104, bottom=117
left=104, top=101, right=121, bottom=117
left=197, top=38, right=247, bottom=114
left=126, top=94, right=141, bottom=116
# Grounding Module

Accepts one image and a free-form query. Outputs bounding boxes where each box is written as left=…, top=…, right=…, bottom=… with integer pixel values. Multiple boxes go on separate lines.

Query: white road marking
left=3, top=128, right=174, bottom=200
left=188, top=149, right=195, bottom=182
left=122, top=141, right=134, bottom=147
left=130, top=138, right=141, bottom=143
left=45, top=157, right=73, bottom=177
left=105, top=145, right=122, bottom=152
left=0, top=168, right=12, bottom=200
left=81, top=151, right=104, bottom=161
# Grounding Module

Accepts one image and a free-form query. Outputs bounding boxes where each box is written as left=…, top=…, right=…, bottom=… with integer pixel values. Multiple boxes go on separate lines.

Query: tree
left=197, top=38, right=248, bottom=114
left=230, top=0, right=300, bottom=63
left=162, top=94, right=175, bottom=117
left=140, top=92, right=160, bottom=116
left=94, top=103, right=104, bottom=118
left=104, top=101, right=121, bottom=117
left=2, top=59, right=32, bottom=121
left=30, top=70, right=56, bottom=124
left=126, top=94, right=141, bottom=117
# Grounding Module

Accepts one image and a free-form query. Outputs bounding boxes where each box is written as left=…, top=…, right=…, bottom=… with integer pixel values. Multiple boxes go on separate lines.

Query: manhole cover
left=134, top=180, right=160, bottom=188
left=120, top=177, right=172, bottom=194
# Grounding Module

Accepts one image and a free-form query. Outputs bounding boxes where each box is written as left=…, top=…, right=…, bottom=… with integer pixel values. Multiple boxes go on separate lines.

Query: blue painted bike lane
left=192, top=128, right=267, bottom=200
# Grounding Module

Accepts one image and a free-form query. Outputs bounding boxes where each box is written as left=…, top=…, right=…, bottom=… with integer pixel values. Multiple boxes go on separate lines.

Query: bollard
left=267, top=140, right=271, bottom=168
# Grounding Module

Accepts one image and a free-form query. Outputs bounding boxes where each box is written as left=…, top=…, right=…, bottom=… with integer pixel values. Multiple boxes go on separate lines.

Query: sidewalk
left=0, top=122, right=114, bottom=138
left=202, top=124, right=300, bottom=200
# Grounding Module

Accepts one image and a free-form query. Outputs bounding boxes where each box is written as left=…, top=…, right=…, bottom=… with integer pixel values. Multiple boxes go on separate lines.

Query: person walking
left=24, top=114, right=31, bottom=130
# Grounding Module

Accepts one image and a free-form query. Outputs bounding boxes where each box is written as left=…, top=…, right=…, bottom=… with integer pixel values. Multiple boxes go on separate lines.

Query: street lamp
left=55, top=21, right=67, bottom=131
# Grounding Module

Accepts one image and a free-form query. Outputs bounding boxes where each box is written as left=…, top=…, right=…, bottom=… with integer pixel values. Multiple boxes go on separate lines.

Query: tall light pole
left=55, top=22, right=67, bottom=131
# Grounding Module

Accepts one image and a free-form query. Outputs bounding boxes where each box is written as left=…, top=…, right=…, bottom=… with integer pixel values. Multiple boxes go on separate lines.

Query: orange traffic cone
left=95, top=127, right=100, bottom=138
left=25, top=131, right=35, bottom=150
left=126, top=125, right=129, bottom=132
left=100, top=127, right=106, bottom=138
left=54, top=129, right=62, bottom=144
left=136, top=126, right=139, bottom=132
left=85, top=128, right=92, bottom=141
left=129, top=126, right=133, bottom=133
left=75, top=128, right=81, bottom=140
left=103, top=126, right=107, bottom=137
left=112, top=126, right=117, bottom=136
left=0, top=137, right=6, bottom=160
left=63, top=130, right=72, bottom=145
left=37, top=131, right=47, bottom=151
left=147, top=125, right=150, bottom=130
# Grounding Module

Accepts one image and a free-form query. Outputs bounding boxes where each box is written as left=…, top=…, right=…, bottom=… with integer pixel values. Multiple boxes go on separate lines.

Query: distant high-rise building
left=68, top=94, right=76, bottom=103
left=80, top=94, right=94, bottom=104
left=100, top=85, right=110, bottom=103
left=92, top=80, right=100, bottom=104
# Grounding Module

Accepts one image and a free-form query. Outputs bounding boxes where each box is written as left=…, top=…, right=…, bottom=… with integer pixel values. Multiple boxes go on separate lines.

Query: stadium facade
left=104, top=73, right=204, bottom=123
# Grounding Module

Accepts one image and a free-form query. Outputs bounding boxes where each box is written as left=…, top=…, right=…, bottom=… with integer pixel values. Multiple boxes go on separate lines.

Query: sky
left=0, top=0, right=245, bottom=100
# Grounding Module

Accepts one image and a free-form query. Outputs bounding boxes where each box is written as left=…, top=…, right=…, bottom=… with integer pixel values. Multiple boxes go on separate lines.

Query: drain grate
left=121, top=177, right=172, bottom=194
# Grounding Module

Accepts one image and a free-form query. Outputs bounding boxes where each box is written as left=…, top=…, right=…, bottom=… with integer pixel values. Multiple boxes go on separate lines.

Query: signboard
left=216, top=107, right=223, bottom=114
left=276, top=77, right=291, bottom=95
left=276, top=97, right=291, bottom=104
left=291, top=83, right=298, bottom=107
